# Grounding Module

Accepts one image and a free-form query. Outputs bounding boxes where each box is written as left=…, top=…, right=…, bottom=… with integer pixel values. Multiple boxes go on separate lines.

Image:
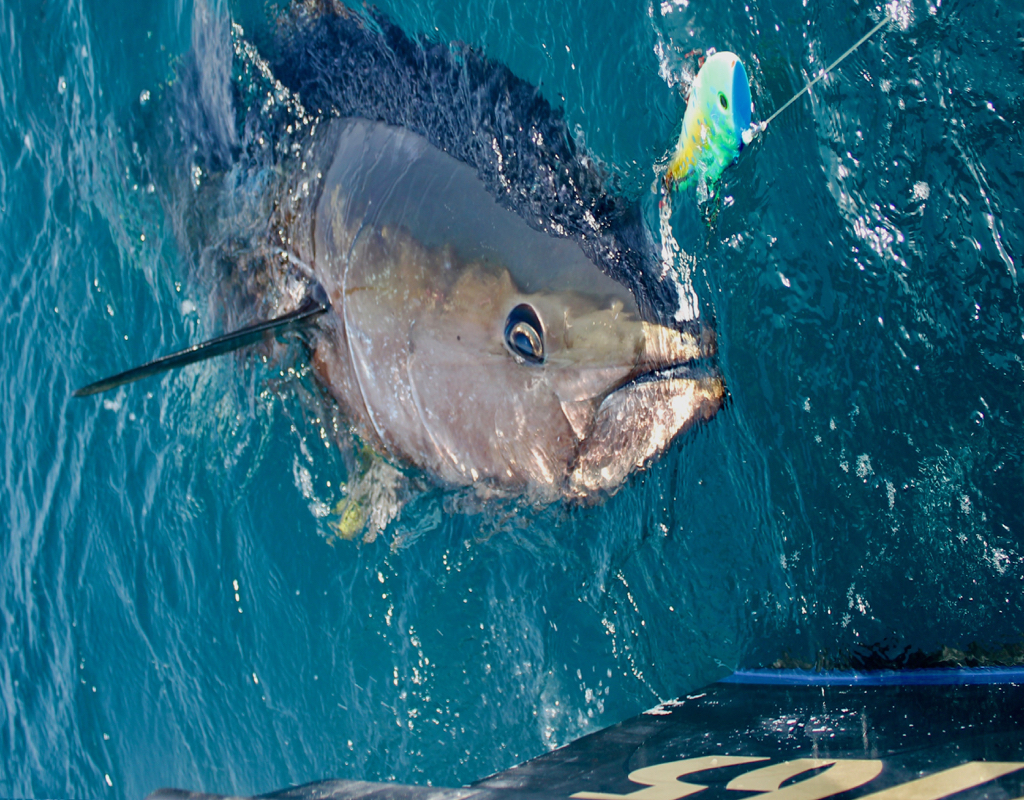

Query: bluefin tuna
left=76, top=3, right=738, bottom=507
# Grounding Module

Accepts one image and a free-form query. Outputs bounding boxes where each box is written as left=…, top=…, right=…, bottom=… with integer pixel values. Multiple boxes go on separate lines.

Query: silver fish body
left=299, top=118, right=723, bottom=501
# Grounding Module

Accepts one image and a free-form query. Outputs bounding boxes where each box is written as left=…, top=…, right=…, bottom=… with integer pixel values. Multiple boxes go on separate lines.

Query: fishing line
left=743, top=10, right=892, bottom=144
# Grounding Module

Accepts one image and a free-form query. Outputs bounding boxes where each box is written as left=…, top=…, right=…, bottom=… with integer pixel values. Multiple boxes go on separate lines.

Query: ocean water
left=1, top=0, right=1022, bottom=796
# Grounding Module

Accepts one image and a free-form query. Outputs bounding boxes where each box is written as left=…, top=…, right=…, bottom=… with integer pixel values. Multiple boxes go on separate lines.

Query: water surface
left=1, top=0, right=1022, bottom=797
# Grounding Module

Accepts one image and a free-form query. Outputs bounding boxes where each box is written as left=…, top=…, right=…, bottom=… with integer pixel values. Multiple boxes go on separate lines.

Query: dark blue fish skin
left=253, top=3, right=683, bottom=326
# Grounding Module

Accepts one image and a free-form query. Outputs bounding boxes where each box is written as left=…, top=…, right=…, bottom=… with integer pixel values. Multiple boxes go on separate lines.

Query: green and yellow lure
left=664, top=51, right=752, bottom=192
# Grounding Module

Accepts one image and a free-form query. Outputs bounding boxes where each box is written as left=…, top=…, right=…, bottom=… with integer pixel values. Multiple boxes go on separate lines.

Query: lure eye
left=718, top=92, right=729, bottom=111
left=504, top=304, right=544, bottom=364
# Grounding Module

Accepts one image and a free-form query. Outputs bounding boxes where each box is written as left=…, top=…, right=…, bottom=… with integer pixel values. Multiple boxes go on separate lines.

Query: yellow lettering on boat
left=571, top=758, right=1024, bottom=800
left=726, top=758, right=883, bottom=800
left=571, top=756, right=768, bottom=800
left=858, top=761, right=1024, bottom=800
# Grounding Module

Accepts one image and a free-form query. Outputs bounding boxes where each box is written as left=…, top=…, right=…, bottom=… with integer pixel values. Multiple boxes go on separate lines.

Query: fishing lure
left=664, top=51, right=752, bottom=191
left=664, top=11, right=891, bottom=192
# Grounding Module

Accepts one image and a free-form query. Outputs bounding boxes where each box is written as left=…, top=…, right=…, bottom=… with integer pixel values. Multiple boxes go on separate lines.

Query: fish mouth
left=618, top=358, right=721, bottom=390
left=566, top=321, right=725, bottom=501
left=617, top=318, right=720, bottom=392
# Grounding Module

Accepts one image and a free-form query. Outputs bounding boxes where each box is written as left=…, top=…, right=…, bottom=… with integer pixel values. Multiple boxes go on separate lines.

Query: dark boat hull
left=148, top=668, right=1024, bottom=800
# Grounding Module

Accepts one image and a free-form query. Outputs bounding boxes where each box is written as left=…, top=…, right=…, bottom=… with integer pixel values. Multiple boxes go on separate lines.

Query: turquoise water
left=2, top=0, right=1022, bottom=797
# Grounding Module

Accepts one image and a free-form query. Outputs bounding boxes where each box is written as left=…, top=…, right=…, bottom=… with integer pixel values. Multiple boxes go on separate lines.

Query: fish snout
left=635, top=319, right=718, bottom=379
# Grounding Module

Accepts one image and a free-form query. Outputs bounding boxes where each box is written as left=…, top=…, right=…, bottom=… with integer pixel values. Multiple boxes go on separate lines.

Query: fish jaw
left=565, top=320, right=724, bottom=500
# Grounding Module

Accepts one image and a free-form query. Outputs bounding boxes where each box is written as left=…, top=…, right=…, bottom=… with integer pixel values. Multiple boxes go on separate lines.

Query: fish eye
left=504, top=303, right=544, bottom=364
left=718, top=92, right=729, bottom=110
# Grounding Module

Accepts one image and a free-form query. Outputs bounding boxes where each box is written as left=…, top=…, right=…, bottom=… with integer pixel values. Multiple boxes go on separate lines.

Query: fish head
left=310, top=119, right=724, bottom=501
